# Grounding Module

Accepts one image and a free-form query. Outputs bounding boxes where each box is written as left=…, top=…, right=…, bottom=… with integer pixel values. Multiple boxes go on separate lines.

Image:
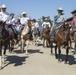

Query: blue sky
left=0, top=0, right=76, bottom=20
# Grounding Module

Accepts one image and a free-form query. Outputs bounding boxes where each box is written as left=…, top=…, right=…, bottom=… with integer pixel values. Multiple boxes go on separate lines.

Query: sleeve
left=0, top=12, right=2, bottom=20
left=71, top=19, right=74, bottom=26
left=42, top=22, right=44, bottom=27
left=48, top=22, right=51, bottom=27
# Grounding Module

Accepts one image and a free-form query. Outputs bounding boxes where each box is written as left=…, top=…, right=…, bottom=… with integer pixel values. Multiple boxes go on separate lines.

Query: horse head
left=27, top=20, right=32, bottom=29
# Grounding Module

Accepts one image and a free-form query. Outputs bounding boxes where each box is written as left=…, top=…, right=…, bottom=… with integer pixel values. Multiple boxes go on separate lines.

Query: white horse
left=31, top=25, right=40, bottom=46
left=20, top=20, right=32, bottom=54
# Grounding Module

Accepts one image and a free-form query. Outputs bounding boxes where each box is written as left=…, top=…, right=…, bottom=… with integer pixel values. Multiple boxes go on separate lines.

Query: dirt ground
left=0, top=41, right=76, bottom=75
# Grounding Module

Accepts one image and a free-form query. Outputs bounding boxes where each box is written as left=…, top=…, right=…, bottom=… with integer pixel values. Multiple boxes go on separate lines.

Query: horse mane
left=55, top=23, right=70, bottom=44
left=22, top=24, right=27, bottom=32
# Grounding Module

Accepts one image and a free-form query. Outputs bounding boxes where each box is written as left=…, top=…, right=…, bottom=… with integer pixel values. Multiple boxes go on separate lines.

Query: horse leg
left=58, top=46, right=61, bottom=62
left=9, top=40, right=13, bottom=53
left=36, top=35, right=38, bottom=46
left=46, top=39, right=48, bottom=47
left=8, top=39, right=11, bottom=52
left=55, top=45, right=58, bottom=59
left=25, top=40, right=29, bottom=54
left=65, top=45, right=69, bottom=64
left=11, top=40, right=14, bottom=52
left=2, top=45, right=7, bottom=64
left=43, top=39, right=45, bottom=47
left=74, top=42, right=76, bottom=54
left=21, top=38, right=25, bottom=52
left=69, top=40, right=72, bottom=53
left=0, top=41, right=2, bottom=70
left=50, top=41, right=53, bottom=54
left=34, top=35, right=36, bottom=46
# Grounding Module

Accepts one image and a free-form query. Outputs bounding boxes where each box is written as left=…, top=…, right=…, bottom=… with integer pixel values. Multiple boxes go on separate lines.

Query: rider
left=32, top=19, right=40, bottom=36
left=42, top=18, right=51, bottom=29
left=50, top=7, right=66, bottom=39
left=6, top=13, right=17, bottom=36
left=20, top=12, right=30, bottom=32
left=20, top=12, right=30, bottom=26
left=70, top=13, right=76, bottom=37
left=15, top=17, right=21, bottom=33
left=0, top=4, right=9, bottom=24
left=32, top=19, right=39, bottom=29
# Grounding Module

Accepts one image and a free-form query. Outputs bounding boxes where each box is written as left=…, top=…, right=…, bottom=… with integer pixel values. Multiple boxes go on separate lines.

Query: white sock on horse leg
left=26, top=40, right=29, bottom=54
left=0, top=56, right=2, bottom=68
left=2, top=55, right=5, bottom=64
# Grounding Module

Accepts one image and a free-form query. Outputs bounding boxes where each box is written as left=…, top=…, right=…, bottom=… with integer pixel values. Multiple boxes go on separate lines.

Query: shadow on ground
left=3, top=55, right=29, bottom=69
left=14, top=49, right=43, bottom=54
left=60, top=54, right=76, bottom=65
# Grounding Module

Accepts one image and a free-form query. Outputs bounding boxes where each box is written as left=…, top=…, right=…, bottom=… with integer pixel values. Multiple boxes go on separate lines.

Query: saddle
left=8, top=24, right=17, bottom=35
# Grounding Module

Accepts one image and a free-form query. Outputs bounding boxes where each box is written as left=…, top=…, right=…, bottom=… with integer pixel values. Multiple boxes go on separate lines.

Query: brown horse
left=20, top=20, right=32, bottom=54
left=41, top=25, right=51, bottom=47
left=0, top=22, right=10, bottom=69
left=50, top=24, right=70, bottom=64
left=8, top=25, right=19, bottom=52
left=70, top=30, right=76, bottom=54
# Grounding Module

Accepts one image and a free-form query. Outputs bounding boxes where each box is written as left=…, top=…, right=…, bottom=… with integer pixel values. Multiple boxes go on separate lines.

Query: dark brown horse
left=50, top=24, right=70, bottom=63
left=0, top=22, right=10, bottom=69
left=8, top=25, right=19, bottom=52
left=70, top=30, right=76, bottom=54
left=41, top=25, right=51, bottom=47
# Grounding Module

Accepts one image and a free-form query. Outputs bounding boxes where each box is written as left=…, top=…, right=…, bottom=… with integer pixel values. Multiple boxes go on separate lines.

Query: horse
left=31, top=25, right=40, bottom=46
left=7, top=24, right=19, bottom=53
left=41, top=25, right=51, bottom=47
left=70, top=30, right=76, bottom=54
left=20, top=20, right=32, bottom=54
left=0, top=22, right=10, bottom=70
left=50, top=24, right=70, bottom=64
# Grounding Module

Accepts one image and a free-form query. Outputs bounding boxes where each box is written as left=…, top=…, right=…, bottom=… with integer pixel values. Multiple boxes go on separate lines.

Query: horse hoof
left=64, top=61, right=67, bottom=64
left=55, top=56, right=58, bottom=59
left=25, top=53, right=29, bottom=55
left=58, top=60, right=61, bottom=63
left=50, top=53, right=53, bottom=55
left=0, top=66, right=3, bottom=70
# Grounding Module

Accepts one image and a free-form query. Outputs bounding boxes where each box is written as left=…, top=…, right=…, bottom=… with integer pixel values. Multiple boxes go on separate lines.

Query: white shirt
left=11, top=18, right=16, bottom=25
left=0, top=11, right=9, bottom=22
left=20, top=17, right=29, bottom=25
left=6, top=17, right=16, bottom=25
left=42, top=21, right=51, bottom=28
left=32, top=22, right=39, bottom=28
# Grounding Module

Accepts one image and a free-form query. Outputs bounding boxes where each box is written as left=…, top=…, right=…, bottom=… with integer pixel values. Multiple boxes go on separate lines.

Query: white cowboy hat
left=1, top=4, right=7, bottom=8
left=22, top=12, right=27, bottom=15
left=57, top=7, right=64, bottom=11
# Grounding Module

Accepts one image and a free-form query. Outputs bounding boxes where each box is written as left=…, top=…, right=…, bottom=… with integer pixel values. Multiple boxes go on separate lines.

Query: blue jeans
left=50, top=23, right=60, bottom=38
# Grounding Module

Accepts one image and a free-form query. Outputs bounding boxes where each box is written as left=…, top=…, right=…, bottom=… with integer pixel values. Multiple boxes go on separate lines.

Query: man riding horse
left=70, top=13, right=76, bottom=39
left=42, top=18, right=51, bottom=30
left=50, top=7, right=66, bottom=40
left=0, top=4, right=10, bottom=70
